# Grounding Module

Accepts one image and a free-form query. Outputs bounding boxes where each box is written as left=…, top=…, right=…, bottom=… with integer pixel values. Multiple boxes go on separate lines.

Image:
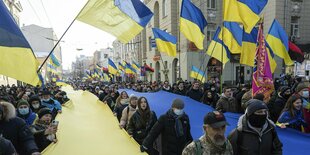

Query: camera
left=52, top=120, right=59, bottom=126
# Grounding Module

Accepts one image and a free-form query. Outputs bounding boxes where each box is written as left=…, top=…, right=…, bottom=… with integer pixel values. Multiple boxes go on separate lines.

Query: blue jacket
left=17, top=109, right=37, bottom=126
left=41, top=98, right=62, bottom=111
left=278, top=109, right=307, bottom=131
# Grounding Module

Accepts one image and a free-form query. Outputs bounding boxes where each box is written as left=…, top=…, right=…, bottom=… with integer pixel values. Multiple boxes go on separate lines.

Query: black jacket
left=143, top=109, right=193, bottom=155
left=269, top=96, right=287, bottom=122
left=0, top=136, right=16, bottom=155
left=0, top=118, right=39, bottom=155
left=174, top=89, right=187, bottom=96
left=29, top=122, right=55, bottom=152
left=186, top=89, right=203, bottom=102
left=228, top=117, right=283, bottom=155
left=127, top=111, right=157, bottom=144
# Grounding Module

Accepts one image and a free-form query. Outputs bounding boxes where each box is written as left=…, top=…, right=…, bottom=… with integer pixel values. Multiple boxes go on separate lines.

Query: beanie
left=17, top=100, right=30, bottom=108
left=171, top=98, right=185, bottom=109
left=246, top=99, right=268, bottom=116
left=37, top=108, right=52, bottom=118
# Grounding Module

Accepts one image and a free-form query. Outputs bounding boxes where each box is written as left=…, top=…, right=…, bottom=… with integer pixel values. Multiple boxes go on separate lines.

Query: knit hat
left=17, top=100, right=30, bottom=108
left=29, top=95, right=40, bottom=104
left=37, top=108, right=52, bottom=118
left=246, top=99, right=268, bottom=116
left=296, top=83, right=308, bottom=93
left=42, top=90, right=51, bottom=96
left=171, top=98, right=185, bottom=109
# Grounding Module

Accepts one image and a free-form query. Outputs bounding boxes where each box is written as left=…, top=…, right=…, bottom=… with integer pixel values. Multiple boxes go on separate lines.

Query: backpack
left=194, top=140, right=202, bottom=155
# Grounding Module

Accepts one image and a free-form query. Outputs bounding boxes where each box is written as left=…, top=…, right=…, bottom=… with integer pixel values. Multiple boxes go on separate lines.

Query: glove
left=140, top=145, right=147, bottom=152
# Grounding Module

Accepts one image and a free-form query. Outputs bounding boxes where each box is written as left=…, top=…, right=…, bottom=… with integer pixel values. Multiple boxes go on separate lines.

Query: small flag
left=152, top=28, right=177, bottom=57
left=108, top=58, right=118, bottom=75
left=190, top=66, right=205, bottom=83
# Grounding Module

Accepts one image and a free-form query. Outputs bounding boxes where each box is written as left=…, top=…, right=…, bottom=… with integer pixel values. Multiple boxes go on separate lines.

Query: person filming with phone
left=29, top=108, right=59, bottom=151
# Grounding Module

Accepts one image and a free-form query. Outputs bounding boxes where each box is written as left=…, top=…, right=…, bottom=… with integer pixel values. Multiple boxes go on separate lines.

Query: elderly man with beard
left=182, top=111, right=233, bottom=155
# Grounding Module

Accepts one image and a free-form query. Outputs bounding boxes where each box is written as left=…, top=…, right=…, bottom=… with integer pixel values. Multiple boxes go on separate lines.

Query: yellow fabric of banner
left=42, top=86, right=145, bottom=155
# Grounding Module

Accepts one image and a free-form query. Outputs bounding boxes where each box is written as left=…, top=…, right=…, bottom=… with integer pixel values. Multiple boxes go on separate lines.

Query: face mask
left=25, top=92, right=31, bottom=96
left=63, top=95, right=67, bottom=99
left=302, top=91, right=309, bottom=98
left=211, top=88, right=215, bottom=91
left=283, top=93, right=291, bottom=99
left=174, top=109, right=184, bottom=116
left=18, top=108, right=29, bottom=115
left=248, top=114, right=267, bottom=128
left=32, top=104, right=40, bottom=109
left=120, top=99, right=129, bottom=105
left=42, top=98, right=51, bottom=102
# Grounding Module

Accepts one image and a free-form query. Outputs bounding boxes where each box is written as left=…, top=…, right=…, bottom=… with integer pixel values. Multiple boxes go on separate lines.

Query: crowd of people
left=0, top=74, right=309, bottom=155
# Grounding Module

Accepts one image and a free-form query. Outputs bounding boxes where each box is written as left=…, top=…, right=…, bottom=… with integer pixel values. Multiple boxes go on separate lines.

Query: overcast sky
left=20, top=0, right=116, bottom=70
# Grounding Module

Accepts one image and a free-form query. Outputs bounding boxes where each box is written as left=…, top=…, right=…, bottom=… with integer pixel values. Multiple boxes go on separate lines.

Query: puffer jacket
left=126, top=110, right=157, bottom=144
left=143, top=109, right=193, bottom=155
left=120, top=105, right=137, bottom=128
left=228, top=115, right=283, bottom=155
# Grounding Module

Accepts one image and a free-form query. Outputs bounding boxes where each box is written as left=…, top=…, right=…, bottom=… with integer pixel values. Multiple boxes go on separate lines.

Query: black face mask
left=248, top=114, right=267, bottom=128
left=283, top=94, right=291, bottom=99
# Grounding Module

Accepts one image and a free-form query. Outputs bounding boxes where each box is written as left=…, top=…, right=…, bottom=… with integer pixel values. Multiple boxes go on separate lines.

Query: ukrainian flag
left=180, top=0, right=207, bottom=50
left=223, top=0, right=268, bottom=33
left=125, top=62, right=136, bottom=74
left=77, top=0, right=153, bottom=43
left=132, top=61, right=141, bottom=71
left=47, top=63, right=58, bottom=74
left=190, top=66, right=205, bottom=83
left=152, top=28, right=177, bottom=57
left=118, top=62, right=125, bottom=71
left=219, top=22, right=243, bottom=54
left=56, top=80, right=68, bottom=87
left=206, top=27, right=231, bottom=64
left=266, top=42, right=277, bottom=73
left=266, top=19, right=293, bottom=65
left=0, top=1, right=40, bottom=86
left=108, top=58, right=118, bottom=75
left=85, top=70, right=92, bottom=79
left=50, top=53, right=61, bottom=67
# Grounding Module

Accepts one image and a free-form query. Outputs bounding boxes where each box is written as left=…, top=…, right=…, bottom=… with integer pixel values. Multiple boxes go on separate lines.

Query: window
left=149, top=36, right=152, bottom=51
left=207, top=0, right=216, bottom=9
left=207, top=29, right=216, bottom=42
left=291, top=16, right=300, bottom=37
left=163, top=0, right=168, bottom=17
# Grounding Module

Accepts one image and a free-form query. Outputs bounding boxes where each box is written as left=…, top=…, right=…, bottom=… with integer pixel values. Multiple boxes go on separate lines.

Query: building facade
left=72, top=55, right=93, bottom=79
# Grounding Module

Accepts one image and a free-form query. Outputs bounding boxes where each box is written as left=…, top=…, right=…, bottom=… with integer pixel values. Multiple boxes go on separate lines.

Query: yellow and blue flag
left=206, top=27, right=231, bottom=64
left=85, top=70, right=92, bottom=79
left=219, top=22, right=243, bottom=54
left=152, top=28, right=177, bottom=57
left=132, top=61, right=141, bottom=71
left=118, top=62, right=125, bottom=71
left=50, top=53, right=61, bottom=67
left=223, top=0, right=268, bottom=33
left=77, top=0, right=153, bottom=43
left=266, top=19, right=293, bottom=65
left=0, top=1, right=40, bottom=86
left=180, top=0, right=207, bottom=50
left=125, top=62, right=136, bottom=74
left=108, top=58, right=118, bottom=75
left=190, top=66, right=205, bottom=83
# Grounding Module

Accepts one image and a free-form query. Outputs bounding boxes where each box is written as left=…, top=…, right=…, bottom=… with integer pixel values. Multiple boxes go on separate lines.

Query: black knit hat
left=29, top=95, right=41, bottom=104
left=171, top=98, right=184, bottom=109
left=246, top=99, right=268, bottom=116
left=37, top=108, right=52, bottom=118
left=42, top=90, right=51, bottom=96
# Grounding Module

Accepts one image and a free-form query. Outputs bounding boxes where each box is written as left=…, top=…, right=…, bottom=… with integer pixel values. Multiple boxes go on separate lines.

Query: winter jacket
left=127, top=111, right=157, bottom=144
left=0, top=102, right=39, bottom=155
left=186, top=89, right=203, bottom=102
left=174, top=89, right=187, bottom=96
left=29, top=121, right=56, bottom=152
left=0, top=136, right=16, bottom=155
left=216, top=95, right=239, bottom=113
left=143, top=109, right=193, bottom=155
left=228, top=115, right=283, bottom=155
left=301, top=98, right=310, bottom=133
left=269, top=96, right=287, bottom=122
left=41, top=98, right=62, bottom=118
left=17, top=109, right=38, bottom=126
left=120, top=105, right=137, bottom=128
left=114, top=103, right=128, bottom=122
left=277, top=109, right=307, bottom=132
left=241, top=90, right=252, bottom=110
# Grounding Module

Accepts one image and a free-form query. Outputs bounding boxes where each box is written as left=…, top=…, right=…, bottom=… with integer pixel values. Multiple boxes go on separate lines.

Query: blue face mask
left=18, top=108, right=29, bottom=115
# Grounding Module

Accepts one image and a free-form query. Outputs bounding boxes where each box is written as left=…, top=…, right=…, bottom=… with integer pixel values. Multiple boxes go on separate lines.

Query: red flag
left=289, top=41, right=304, bottom=63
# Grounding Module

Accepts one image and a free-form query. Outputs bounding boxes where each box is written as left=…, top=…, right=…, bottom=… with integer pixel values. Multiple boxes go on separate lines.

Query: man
left=0, top=101, right=41, bottom=155
left=162, top=81, right=172, bottom=92
left=174, top=82, right=187, bottom=96
left=186, top=81, right=203, bottom=102
left=0, top=136, right=16, bottom=155
left=216, top=88, right=238, bottom=113
left=141, top=98, right=193, bottom=155
left=41, top=90, right=62, bottom=118
left=182, top=111, right=233, bottom=155
left=99, top=86, right=110, bottom=101
left=228, top=99, right=283, bottom=155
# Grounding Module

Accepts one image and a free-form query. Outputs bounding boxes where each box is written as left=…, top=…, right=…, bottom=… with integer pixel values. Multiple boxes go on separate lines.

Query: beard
left=212, top=134, right=226, bottom=146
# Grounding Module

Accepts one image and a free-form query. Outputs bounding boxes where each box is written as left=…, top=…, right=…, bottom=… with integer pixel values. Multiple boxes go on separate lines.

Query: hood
left=0, top=101, right=16, bottom=121
left=237, top=113, right=275, bottom=132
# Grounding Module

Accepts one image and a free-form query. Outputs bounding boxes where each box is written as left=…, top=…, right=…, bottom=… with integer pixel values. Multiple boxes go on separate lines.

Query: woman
left=201, top=90, right=217, bottom=108
left=119, top=96, right=138, bottom=129
left=277, top=94, right=307, bottom=132
left=16, top=100, right=37, bottom=125
left=113, top=91, right=129, bottom=121
left=127, top=97, right=157, bottom=145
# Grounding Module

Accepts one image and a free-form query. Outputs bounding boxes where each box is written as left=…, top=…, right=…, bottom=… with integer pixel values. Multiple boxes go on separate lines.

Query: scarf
left=172, top=112, right=184, bottom=138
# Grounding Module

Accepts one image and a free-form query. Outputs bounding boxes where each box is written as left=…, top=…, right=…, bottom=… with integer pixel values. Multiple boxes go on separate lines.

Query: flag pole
left=220, top=1, right=225, bottom=94
left=37, top=0, right=90, bottom=73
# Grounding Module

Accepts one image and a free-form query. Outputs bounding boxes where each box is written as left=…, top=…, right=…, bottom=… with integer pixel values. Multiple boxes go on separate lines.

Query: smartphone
left=52, top=120, right=59, bottom=126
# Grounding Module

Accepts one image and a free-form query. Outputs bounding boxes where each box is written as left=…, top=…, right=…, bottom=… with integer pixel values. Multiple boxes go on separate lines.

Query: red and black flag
left=289, top=41, right=304, bottom=63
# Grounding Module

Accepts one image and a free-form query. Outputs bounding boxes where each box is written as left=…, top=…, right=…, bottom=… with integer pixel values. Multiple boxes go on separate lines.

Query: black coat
left=143, top=109, right=193, bottom=155
left=29, top=122, right=55, bottom=152
left=228, top=118, right=283, bottom=155
left=113, top=104, right=128, bottom=121
left=127, top=111, right=157, bottom=144
left=269, top=96, right=287, bottom=122
left=0, top=117, right=39, bottom=155
left=0, top=136, right=16, bottom=155
left=174, top=89, right=187, bottom=96
left=186, top=89, right=203, bottom=102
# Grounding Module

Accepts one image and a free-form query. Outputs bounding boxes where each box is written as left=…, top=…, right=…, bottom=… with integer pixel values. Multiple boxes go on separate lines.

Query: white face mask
left=174, top=109, right=184, bottom=116
left=32, top=104, right=40, bottom=109
left=302, top=91, right=309, bottom=98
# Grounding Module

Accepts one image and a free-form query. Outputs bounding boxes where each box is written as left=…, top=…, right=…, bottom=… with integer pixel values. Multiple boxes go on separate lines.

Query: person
left=295, top=83, right=310, bottom=133
left=268, top=86, right=291, bottom=122
left=29, top=95, right=45, bottom=113
left=182, top=111, right=233, bottom=155
left=216, top=88, right=239, bottom=113
left=16, top=100, right=38, bottom=125
left=201, top=90, right=217, bottom=108
left=235, top=85, right=250, bottom=110
left=99, top=86, right=110, bottom=101
left=0, top=136, right=16, bottom=155
left=162, top=81, right=172, bottom=92
left=29, top=108, right=58, bottom=151
left=41, top=90, right=62, bottom=118
left=186, top=81, right=203, bottom=102
left=103, top=91, right=118, bottom=111
left=141, top=98, right=193, bottom=155
left=174, top=82, right=187, bottom=96
left=241, top=89, right=252, bottom=111
left=228, top=99, right=283, bottom=155
left=0, top=101, right=41, bottom=155
left=119, top=96, right=138, bottom=129
left=127, top=97, right=157, bottom=146
left=277, top=94, right=307, bottom=132
left=113, top=91, right=129, bottom=121
left=54, top=91, right=70, bottom=105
